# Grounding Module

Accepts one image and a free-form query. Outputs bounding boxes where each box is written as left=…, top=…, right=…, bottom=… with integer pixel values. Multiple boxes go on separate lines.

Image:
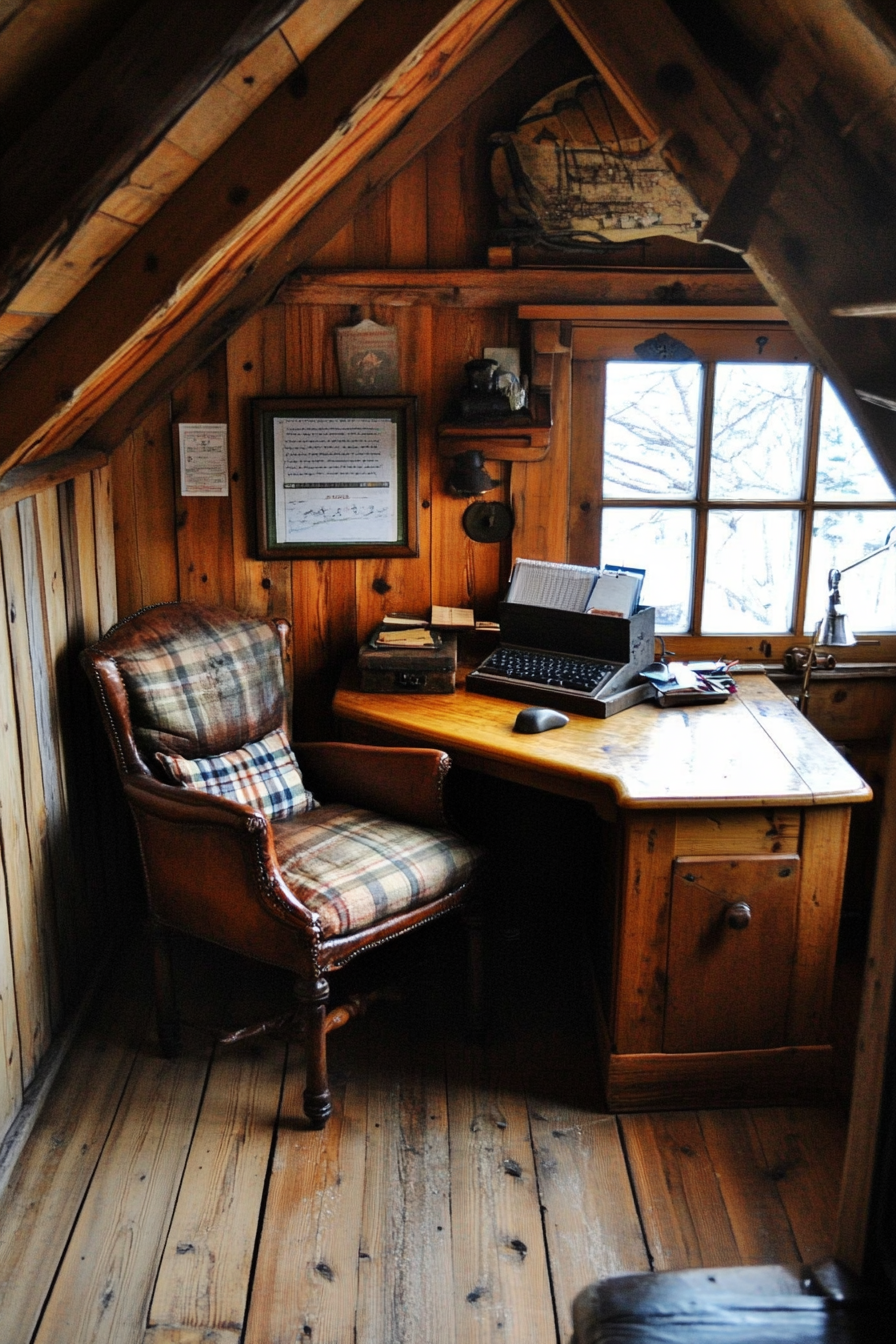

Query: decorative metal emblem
left=633, top=332, right=697, bottom=361
left=462, top=501, right=514, bottom=542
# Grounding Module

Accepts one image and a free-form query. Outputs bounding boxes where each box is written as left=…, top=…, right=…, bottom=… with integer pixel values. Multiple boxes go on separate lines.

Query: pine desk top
left=333, top=670, right=872, bottom=812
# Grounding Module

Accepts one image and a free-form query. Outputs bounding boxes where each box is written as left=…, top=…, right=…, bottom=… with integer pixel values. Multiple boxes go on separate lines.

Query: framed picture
left=252, top=396, right=418, bottom=559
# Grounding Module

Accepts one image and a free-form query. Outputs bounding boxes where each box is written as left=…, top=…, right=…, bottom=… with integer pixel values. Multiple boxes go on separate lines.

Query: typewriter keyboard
left=479, top=645, right=616, bottom=694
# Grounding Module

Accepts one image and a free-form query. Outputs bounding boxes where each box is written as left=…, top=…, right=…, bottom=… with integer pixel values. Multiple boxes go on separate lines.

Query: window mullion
left=794, top=367, right=824, bottom=638
left=690, top=362, right=715, bottom=636
left=570, top=359, right=605, bottom=567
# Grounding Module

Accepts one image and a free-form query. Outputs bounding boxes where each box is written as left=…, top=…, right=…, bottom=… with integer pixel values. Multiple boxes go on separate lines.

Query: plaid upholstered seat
left=113, top=606, right=286, bottom=761
left=274, top=804, right=482, bottom=938
left=83, top=602, right=485, bottom=1130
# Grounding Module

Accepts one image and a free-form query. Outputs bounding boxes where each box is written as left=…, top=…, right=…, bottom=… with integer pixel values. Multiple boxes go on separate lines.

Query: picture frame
left=252, top=396, right=418, bottom=560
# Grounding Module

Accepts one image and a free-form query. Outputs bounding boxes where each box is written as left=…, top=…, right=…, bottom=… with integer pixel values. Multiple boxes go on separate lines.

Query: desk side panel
left=788, top=805, right=851, bottom=1045
left=613, top=812, right=676, bottom=1055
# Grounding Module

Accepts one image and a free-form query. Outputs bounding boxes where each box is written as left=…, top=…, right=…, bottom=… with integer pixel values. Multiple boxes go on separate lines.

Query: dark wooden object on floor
left=572, top=1262, right=890, bottom=1343
left=80, top=602, right=482, bottom=1128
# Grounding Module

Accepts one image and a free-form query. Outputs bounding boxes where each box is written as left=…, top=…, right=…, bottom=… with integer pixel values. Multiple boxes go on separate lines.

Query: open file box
left=465, top=601, right=656, bottom=718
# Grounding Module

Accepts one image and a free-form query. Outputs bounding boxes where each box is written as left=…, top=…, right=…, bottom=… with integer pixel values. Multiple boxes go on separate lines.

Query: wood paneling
left=171, top=347, right=236, bottom=610
left=112, top=399, right=179, bottom=616
left=0, top=464, right=128, bottom=1148
left=109, top=176, right=540, bottom=726
left=226, top=309, right=292, bottom=622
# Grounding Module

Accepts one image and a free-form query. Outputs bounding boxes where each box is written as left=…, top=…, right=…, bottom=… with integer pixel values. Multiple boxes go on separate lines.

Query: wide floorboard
left=0, top=905, right=847, bottom=1344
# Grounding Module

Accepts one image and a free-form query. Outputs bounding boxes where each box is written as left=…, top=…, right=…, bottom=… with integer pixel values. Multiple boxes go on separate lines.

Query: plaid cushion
left=156, top=728, right=317, bottom=821
left=115, top=608, right=285, bottom=759
left=273, top=803, right=481, bottom=938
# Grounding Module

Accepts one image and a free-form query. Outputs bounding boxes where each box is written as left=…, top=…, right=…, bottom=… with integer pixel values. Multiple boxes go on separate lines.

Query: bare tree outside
left=599, top=360, right=896, bottom=635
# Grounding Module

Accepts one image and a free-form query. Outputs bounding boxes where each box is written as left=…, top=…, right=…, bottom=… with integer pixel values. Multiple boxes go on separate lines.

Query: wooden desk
left=333, top=671, right=872, bottom=1109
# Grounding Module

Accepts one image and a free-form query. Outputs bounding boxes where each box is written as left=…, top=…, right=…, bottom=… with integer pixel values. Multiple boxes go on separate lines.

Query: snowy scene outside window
left=597, top=360, right=896, bottom=637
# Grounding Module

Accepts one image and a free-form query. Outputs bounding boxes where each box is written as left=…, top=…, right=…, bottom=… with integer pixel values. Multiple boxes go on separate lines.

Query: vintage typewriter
left=466, top=598, right=656, bottom=719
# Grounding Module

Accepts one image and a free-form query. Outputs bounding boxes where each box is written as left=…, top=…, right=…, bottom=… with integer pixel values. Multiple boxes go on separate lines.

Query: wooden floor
left=0, top=889, right=848, bottom=1344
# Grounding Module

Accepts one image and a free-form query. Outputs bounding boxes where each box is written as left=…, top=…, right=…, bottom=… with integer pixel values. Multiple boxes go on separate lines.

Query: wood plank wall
left=112, top=297, right=524, bottom=739
left=0, top=466, right=127, bottom=1146
left=109, top=25, right=751, bottom=732
left=108, top=30, right=596, bottom=736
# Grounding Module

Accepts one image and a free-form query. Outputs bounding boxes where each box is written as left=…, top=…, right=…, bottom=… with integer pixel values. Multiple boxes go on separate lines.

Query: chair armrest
left=295, top=742, right=451, bottom=829
left=124, top=773, right=261, bottom=826
left=122, top=776, right=316, bottom=932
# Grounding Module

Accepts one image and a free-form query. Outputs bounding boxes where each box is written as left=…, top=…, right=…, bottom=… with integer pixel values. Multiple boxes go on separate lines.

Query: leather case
left=358, top=629, right=457, bottom=694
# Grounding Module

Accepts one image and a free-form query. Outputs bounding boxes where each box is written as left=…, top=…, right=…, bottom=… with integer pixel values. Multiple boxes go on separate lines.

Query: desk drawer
left=664, top=854, right=800, bottom=1054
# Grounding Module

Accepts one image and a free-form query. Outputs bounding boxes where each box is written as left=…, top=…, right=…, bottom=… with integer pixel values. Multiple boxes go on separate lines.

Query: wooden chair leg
left=295, top=975, right=332, bottom=1129
left=463, top=905, right=486, bottom=1038
left=153, top=926, right=181, bottom=1057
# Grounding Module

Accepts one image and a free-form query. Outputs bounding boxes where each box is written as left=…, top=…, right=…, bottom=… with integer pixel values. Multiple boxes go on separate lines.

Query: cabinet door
left=664, top=854, right=800, bottom=1054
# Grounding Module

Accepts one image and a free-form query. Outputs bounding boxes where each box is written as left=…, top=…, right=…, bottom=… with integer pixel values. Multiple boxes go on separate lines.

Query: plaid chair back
left=102, top=604, right=287, bottom=760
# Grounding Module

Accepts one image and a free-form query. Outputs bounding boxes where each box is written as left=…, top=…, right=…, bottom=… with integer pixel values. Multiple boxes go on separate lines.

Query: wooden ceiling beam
left=552, top=0, right=896, bottom=479
left=0, top=0, right=524, bottom=475
left=277, top=267, right=773, bottom=308
left=549, top=0, right=756, bottom=214
left=0, top=0, right=306, bottom=310
left=81, top=0, right=558, bottom=459
left=0, top=444, right=109, bottom=510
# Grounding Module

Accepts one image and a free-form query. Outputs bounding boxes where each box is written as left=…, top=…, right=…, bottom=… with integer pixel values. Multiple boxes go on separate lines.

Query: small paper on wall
left=179, top=423, right=229, bottom=496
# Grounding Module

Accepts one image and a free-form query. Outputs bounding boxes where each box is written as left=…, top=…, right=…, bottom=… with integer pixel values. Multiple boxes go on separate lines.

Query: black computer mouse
left=513, top=706, right=569, bottom=734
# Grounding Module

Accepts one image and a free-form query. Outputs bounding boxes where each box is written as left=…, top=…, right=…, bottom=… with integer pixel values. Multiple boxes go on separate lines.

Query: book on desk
left=465, top=559, right=656, bottom=719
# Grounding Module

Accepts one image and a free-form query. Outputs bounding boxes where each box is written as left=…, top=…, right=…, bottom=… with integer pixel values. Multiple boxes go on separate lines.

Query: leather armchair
left=81, top=602, right=483, bottom=1128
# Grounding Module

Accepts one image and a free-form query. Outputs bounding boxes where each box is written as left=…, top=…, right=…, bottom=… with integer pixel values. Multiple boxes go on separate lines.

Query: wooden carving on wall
left=490, top=75, right=708, bottom=252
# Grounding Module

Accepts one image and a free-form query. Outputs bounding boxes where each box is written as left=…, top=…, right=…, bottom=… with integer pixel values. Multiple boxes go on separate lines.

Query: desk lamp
left=798, top=526, right=896, bottom=715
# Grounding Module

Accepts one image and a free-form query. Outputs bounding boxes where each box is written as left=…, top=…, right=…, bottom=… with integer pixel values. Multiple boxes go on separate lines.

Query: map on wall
left=490, top=76, right=708, bottom=248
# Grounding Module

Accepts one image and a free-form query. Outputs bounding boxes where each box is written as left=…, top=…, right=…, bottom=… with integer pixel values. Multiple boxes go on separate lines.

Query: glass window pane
left=709, top=363, right=810, bottom=500
left=804, top=510, right=896, bottom=633
left=603, top=361, right=702, bottom=499
left=702, top=510, right=799, bottom=633
left=601, top=507, right=694, bottom=633
left=816, top=381, right=895, bottom=502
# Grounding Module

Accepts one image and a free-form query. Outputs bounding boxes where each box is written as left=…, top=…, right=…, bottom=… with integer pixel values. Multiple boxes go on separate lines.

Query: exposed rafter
left=0, top=0, right=529, bottom=475
left=0, top=0, right=306, bottom=310
left=83, top=0, right=557, bottom=458
left=551, top=0, right=896, bottom=483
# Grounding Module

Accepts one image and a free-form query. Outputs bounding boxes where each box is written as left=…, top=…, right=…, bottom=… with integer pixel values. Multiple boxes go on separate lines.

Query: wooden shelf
left=437, top=386, right=552, bottom=461
left=277, top=267, right=774, bottom=309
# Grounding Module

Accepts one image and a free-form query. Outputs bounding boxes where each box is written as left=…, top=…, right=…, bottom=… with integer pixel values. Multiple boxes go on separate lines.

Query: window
left=570, top=323, right=896, bottom=658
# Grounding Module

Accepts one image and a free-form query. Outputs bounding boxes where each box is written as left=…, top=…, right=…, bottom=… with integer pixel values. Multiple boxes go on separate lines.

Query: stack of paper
left=506, top=560, right=600, bottom=612
left=586, top=569, right=643, bottom=619
left=431, top=605, right=475, bottom=627
left=381, top=612, right=429, bottom=628
left=375, top=627, right=438, bottom=649
left=506, top=559, right=644, bottom=617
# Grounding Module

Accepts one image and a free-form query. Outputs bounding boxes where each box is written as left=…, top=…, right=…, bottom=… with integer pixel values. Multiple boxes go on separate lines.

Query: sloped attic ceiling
left=1, top=0, right=896, bottom=489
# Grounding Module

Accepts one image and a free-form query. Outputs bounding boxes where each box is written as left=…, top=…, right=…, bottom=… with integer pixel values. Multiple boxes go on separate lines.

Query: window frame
left=565, top=320, right=896, bottom=663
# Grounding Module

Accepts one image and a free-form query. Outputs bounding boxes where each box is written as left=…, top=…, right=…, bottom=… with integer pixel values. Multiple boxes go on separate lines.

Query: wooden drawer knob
left=726, top=901, right=752, bottom=930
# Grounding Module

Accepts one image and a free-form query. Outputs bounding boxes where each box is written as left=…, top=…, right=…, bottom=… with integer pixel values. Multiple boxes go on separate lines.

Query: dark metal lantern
left=447, top=450, right=500, bottom=498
